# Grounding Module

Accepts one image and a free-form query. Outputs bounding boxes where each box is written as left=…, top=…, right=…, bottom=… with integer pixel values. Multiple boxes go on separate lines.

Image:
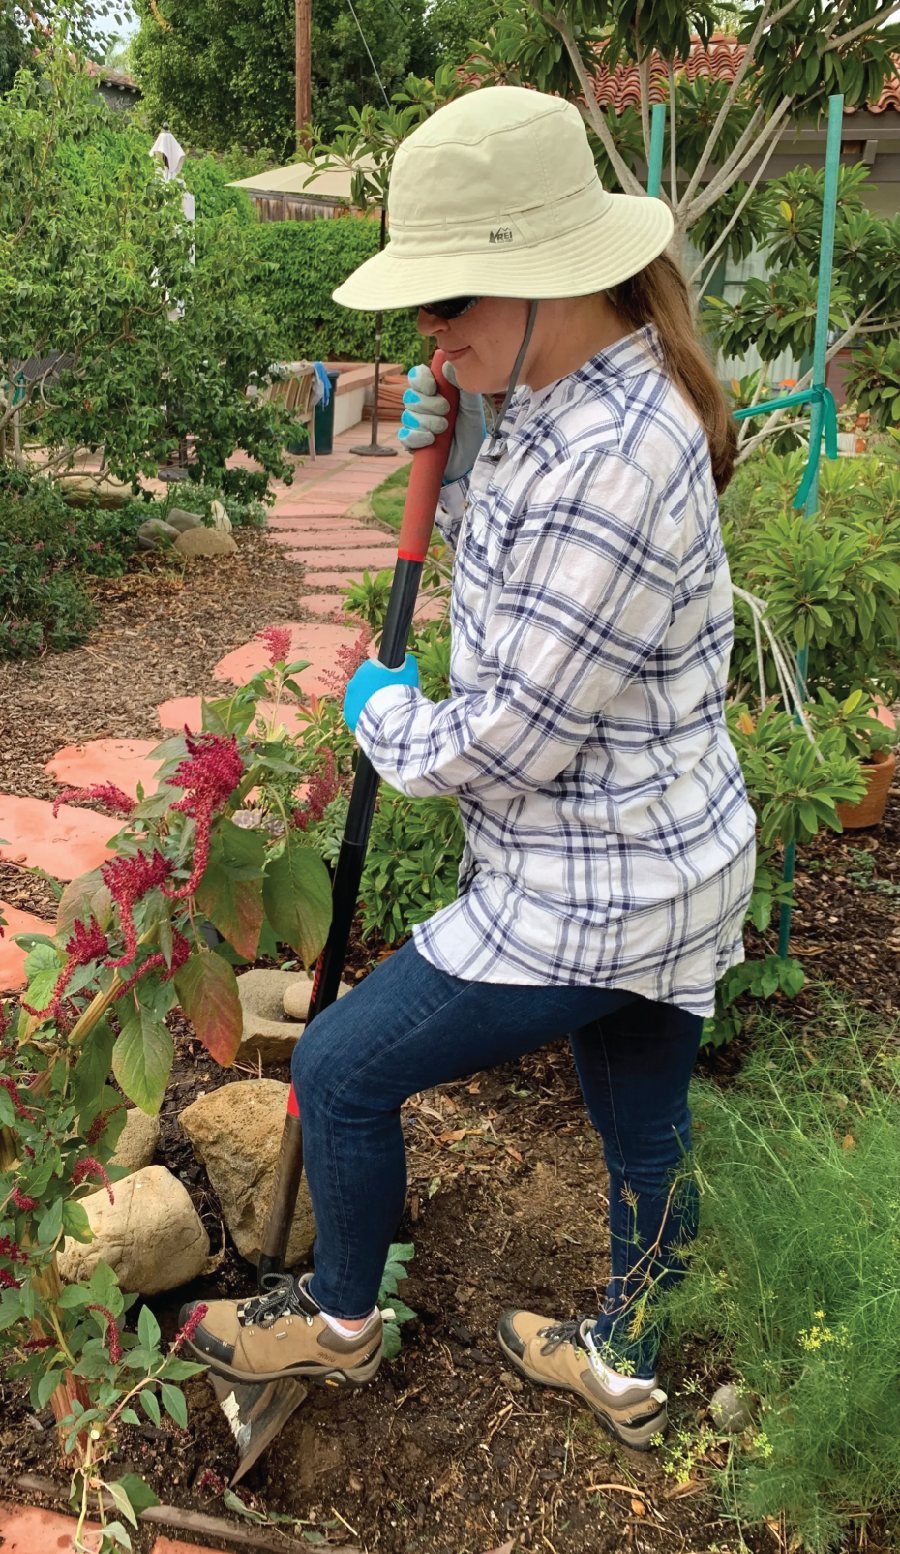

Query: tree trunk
left=295, top=0, right=312, bottom=150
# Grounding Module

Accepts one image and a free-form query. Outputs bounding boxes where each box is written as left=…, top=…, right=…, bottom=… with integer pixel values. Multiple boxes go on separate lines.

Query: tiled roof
left=590, top=32, right=900, bottom=115
left=86, top=62, right=139, bottom=90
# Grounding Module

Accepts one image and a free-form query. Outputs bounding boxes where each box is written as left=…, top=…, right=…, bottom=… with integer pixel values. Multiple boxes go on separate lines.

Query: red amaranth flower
left=174, top=1302, right=208, bottom=1347
left=72, top=1156, right=114, bottom=1205
left=52, top=784, right=136, bottom=821
left=321, top=619, right=374, bottom=698
left=102, top=849, right=172, bottom=969
left=22, top=1336, right=55, bottom=1351
left=85, top=1103, right=125, bottom=1147
left=256, top=624, right=292, bottom=666
left=12, top=1187, right=38, bottom=1212
left=163, top=732, right=243, bottom=901
left=21, top=916, right=110, bottom=1022
left=116, top=928, right=191, bottom=996
left=197, top=1468, right=226, bottom=1497
left=292, top=748, right=339, bottom=832
left=0, top=1235, right=28, bottom=1266
left=0, top=1267, right=21, bottom=1289
left=0, top=1075, right=34, bottom=1120
left=86, top=1305, right=122, bottom=1363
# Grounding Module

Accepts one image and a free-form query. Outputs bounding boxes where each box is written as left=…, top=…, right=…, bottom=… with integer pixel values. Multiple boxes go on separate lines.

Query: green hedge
left=252, top=218, right=424, bottom=368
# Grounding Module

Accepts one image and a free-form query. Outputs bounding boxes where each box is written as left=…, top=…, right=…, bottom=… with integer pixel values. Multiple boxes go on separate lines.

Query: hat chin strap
left=488, top=299, right=539, bottom=455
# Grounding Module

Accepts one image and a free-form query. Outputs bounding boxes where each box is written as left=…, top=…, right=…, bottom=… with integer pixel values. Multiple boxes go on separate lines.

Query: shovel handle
left=257, top=350, right=458, bottom=1288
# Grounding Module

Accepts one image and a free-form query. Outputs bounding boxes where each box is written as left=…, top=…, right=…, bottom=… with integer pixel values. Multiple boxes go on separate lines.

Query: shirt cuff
left=354, top=683, right=420, bottom=758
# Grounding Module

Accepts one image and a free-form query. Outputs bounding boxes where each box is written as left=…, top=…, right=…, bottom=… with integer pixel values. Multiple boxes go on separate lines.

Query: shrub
left=360, top=788, right=464, bottom=944
left=123, top=481, right=268, bottom=532
left=252, top=219, right=424, bottom=367
left=0, top=477, right=138, bottom=658
left=662, top=1007, right=900, bottom=1551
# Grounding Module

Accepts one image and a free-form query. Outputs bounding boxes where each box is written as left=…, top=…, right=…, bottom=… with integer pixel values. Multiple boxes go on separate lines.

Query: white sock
left=319, top=1307, right=377, bottom=1338
left=584, top=1327, right=655, bottom=1393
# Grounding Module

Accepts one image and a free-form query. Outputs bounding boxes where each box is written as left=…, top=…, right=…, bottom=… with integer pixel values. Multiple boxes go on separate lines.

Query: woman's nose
left=417, top=307, right=448, bottom=336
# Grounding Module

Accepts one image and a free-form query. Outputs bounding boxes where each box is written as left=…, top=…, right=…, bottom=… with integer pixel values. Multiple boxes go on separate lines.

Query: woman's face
left=416, top=297, right=533, bottom=395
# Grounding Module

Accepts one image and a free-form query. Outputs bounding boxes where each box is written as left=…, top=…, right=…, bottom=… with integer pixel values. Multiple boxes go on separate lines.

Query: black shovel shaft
left=257, top=558, right=424, bottom=1284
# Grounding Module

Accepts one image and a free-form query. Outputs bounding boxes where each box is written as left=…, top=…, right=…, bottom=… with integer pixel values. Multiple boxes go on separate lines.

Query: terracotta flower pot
left=835, top=750, right=897, bottom=829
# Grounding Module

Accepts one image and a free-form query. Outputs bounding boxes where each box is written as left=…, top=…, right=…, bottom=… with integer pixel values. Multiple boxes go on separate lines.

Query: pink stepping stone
left=156, top=696, right=310, bottom=735
left=292, top=548, right=397, bottom=570
left=0, top=902, right=56, bottom=991
left=214, top=621, right=362, bottom=692
left=45, top=739, right=163, bottom=800
left=302, top=594, right=346, bottom=617
left=273, top=529, right=388, bottom=550
left=0, top=796, right=119, bottom=882
left=302, top=569, right=372, bottom=588
left=0, top=1501, right=103, bottom=1552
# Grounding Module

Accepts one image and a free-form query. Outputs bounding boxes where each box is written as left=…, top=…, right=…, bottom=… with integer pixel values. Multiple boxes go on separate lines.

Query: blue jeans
left=291, top=940, right=702, bottom=1379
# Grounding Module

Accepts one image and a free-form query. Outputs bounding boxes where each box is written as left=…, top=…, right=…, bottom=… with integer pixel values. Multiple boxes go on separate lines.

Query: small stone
left=209, top=499, right=233, bottom=533
left=709, top=1382, right=753, bottom=1433
left=180, top=1079, right=315, bottom=1266
left=499, top=1370, right=524, bottom=1393
left=111, top=1109, right=160, bottom=1175
left=173, top=527, right=238, bottom=558
left=137, top=517, right=178, bottom=551
left=58, top=1166, right=208, bottom=1294
left=165, top=508, right=204, bottom=533
left=283, top=973, right=350, bottom=1022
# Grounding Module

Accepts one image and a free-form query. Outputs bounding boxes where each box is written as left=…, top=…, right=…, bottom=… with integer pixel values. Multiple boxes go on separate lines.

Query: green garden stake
left=777, top=92, right=845, bottom=960
left=646, top=103, right=666, bottom=199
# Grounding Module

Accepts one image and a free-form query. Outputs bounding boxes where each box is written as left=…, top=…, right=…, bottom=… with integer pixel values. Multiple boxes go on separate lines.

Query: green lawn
left=370, top=462, right=410, bottom=530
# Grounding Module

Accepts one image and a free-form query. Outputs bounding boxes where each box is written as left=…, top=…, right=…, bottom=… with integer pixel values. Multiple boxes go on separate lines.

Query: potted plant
left=808, top=687, right=898, bottom=828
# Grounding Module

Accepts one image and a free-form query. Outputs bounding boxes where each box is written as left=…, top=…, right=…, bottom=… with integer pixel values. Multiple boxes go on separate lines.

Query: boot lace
left=536, top=1318, right=588, bottom=1355
left=239, top=1273, right=312, bottom=1328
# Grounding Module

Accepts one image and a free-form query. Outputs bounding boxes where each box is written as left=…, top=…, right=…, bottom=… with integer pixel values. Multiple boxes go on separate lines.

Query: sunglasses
left=418, top=296, right=481, bottom=320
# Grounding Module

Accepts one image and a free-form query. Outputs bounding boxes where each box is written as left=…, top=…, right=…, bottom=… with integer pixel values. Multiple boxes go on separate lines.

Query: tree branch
left=677, top=102, right=765, bottom=233
left=825, top=1, right=900, bottom=49
left=689, top=127, right=781, bottom=288
left=678, top=0, right=782, bottom=215
left=689, top=95, right=792, bottom=223
left=541, top=4, right=645, bottom=195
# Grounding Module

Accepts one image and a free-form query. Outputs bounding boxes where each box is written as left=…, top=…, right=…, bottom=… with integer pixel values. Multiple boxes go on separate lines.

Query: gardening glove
left=344, top=653, right=420, bottom=734
left=398, top=362, right=486, bottom=484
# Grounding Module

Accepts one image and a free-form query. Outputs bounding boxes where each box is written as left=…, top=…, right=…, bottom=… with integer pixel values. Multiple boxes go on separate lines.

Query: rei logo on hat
left=489, top=227, right=513, bottom=244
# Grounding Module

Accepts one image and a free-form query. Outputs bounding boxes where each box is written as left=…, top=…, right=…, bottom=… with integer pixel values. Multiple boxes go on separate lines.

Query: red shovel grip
left=397, top=349, right=460, bottom=563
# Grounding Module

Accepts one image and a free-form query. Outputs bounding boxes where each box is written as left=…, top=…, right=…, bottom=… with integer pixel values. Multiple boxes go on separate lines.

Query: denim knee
left=290, top=1001, right=345, bottom=1110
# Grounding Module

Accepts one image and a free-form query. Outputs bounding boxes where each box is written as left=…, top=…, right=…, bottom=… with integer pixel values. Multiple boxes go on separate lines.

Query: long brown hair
left=607, top=251, right=736, bottom=494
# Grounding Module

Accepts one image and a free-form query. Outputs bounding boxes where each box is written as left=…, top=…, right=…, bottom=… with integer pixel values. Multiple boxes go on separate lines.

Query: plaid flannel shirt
left=356, top=325, right=756, bottom=1017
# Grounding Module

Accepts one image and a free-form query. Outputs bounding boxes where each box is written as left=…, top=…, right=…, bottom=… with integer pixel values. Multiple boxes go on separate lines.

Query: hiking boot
left=179, top=1273, right=383, bottom=1388
left=497, top=1310, right=667, bottom=1451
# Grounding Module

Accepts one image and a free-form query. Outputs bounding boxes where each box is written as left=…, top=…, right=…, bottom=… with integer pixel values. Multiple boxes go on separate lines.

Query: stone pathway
left=0, top=1503, right=236, bottom=1554
left=0, top=425, right=410, bottom=1001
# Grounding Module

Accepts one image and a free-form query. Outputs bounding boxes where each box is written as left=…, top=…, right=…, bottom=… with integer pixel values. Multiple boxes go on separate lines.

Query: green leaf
left=223, top=1488, right=267, bottom=1522
left=140, top=1387, right=161, bottom=1425
left=37, top=1196, right=63, bottom=1247
left=62, top=1199, right=93, bottom=1242
left=194, top=863, right=264, bottom=960
left=57, top=1284, right=91, bottom=1309
left=263, top=833, right=333, bottom=966
left=161, top=1382, right=188, bottom=1428
left=114, top=1473, right=160, bottom=1516
left=23, top=941, right=60, bottom=979
left=71, top=1018, right=116, bottom=1121
left=105, top=1480, right=138, bottom=1528
left=37, top=1369, right=65, bottom=1407
left=0, top=1089, right=15, bottom=1127
left=112, top=1008, right=174, bottom=1116
left=174, top=952, right=243, bottom=1066
left=102, top=1519, right=132, bottom=1550
left=138, top=1305, right=161, bottom=1351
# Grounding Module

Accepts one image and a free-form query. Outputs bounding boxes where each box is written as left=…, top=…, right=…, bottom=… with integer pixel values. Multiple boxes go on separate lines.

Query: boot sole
left=186, top=1339, right=383, bottom=1389
left=497, top=1333, right=667, bottom=1452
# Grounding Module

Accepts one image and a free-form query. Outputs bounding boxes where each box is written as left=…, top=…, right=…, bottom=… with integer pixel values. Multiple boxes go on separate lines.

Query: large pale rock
left=111, top=1109, right=160, bottom=1175
left=173, top=527, right=238, bottom=559
left=58, top=1166, right=209, bottom=1294
left=137, top=518, right=178, bottom=551
left=180, top=1080, right=315, bottom=1267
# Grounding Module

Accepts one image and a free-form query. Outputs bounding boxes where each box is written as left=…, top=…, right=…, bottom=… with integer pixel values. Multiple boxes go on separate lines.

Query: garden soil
left=1, top=535, right=899, bottom=1552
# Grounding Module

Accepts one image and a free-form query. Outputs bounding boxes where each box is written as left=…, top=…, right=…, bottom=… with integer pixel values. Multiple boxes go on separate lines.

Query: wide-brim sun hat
left=333, top=85, right=674, bottom=312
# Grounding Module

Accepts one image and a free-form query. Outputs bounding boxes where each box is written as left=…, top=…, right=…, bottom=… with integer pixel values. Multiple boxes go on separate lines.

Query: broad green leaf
left=112, top=1009, right=173, bottom=1116
left=194, top=864, right=264, bottom=960
left=37, top=1196, right=63, bottom=1246
left=37, top=1368, right=65, bottom=1407
left=263, top=834, right=332, bottom=966
left=71, top=1018, right=116, bottom=1121
left=0, top=1089, right=15, bottom=1127
left=23, top=941, right=60, bottom=979
left=161, top=1382, right=188, bottom=1429
left=174, top=952, right=243, bottom=1066
left=105, top=1480, right=138, bottom=1528
left=62, top=1199, right=93, bottom=1242
left=57, top=1284, right=91, bottom=1309
left=140, top=1387, right=161, bottom=1425
left=114, top=1474, right=160, bottom=1516
left=138, top=1305, right=161, bottom=1351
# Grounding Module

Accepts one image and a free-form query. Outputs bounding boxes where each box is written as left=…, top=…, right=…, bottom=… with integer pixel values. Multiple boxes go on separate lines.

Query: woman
left=182, top=86, right=755, bottom=1451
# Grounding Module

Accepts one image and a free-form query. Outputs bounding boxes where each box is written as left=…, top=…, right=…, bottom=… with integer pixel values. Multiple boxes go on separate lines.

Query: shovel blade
left=209, top=1371, right=308, bottom=1484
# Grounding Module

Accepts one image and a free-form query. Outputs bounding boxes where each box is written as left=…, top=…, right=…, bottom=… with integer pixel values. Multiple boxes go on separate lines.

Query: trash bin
left=314, top=368, right=341, bottom=455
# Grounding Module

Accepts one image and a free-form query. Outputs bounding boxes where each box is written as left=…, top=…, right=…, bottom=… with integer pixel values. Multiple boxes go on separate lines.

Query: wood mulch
left=1, top=537, right=898, bottom=1553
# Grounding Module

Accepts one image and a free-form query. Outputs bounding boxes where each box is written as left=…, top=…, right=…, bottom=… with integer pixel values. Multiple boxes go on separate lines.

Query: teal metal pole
left=646, top=103, right=666, bottom=198
left=777, top=92, right=844, bottom=959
